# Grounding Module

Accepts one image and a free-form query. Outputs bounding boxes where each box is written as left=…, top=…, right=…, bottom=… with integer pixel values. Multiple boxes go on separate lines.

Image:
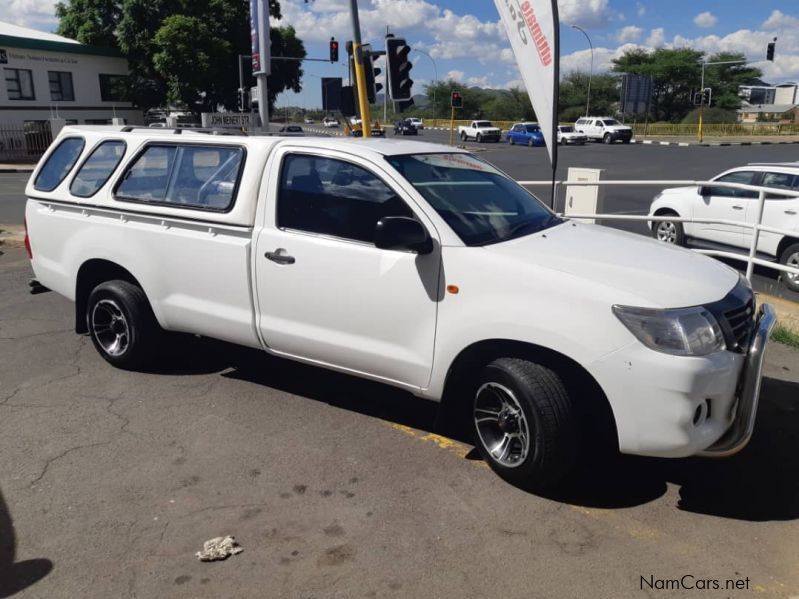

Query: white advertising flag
left=494, top=0, right=560, bottom=167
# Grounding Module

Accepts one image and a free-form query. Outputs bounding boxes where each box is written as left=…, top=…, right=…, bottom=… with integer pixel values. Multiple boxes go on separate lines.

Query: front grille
left=723, top=297, right=756, bottom=351
left=706, top=280, right=756, bottom=353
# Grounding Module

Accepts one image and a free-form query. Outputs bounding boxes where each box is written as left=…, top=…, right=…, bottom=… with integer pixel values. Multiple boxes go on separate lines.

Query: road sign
left=620, top=74, right=653, bottom=114
left=201, top=113, right=257, bottom=129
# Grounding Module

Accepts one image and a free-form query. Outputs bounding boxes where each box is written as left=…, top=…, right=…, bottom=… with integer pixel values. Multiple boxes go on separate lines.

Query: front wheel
left=651, top=215, right=685, bottom=246
left=473, top=358, right=577, bottom=490
left=87, top=280, right=161, bottom=370
left=509, top=136, right=514, bottom=145
left=527, top=138, right=534, bottom=147
left=476, top=133, right=482, bottom=143
left=780, top=242, right=799, bottom=292
left=603, top=133, right=613, bottom=144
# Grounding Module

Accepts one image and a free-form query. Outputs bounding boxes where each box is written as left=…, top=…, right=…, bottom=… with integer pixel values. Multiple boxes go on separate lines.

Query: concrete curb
left=631, top=139, right=799, bottom=148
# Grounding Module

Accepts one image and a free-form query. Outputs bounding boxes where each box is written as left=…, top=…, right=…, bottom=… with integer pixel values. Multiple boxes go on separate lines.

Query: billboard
left=620, top=74, right=653, bottom=115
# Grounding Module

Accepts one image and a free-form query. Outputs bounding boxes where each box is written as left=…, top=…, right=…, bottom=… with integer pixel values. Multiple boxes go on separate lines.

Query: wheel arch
left=776, top=235, right=799, bottom=262
left=74, top=259, right=145, bottom=334
left=437, top=338, right=618, bottom=450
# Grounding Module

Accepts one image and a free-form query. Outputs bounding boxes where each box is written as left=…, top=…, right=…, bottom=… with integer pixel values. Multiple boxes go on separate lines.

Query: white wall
left=0, top=44, right=143, bottom=125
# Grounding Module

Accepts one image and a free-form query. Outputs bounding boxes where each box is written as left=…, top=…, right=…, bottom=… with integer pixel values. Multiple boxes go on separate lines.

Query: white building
left=0, top=20, right=142, bottom=130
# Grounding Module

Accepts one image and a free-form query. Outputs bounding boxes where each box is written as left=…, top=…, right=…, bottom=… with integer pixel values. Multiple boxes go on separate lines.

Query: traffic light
left=386, top=37, right=413, bottom=102
left=330, top=38, right=339, bottom=63
left=693, top=91, right=703, bottom=106
left=363, top=50, right=383, bottom=104
left=451, top=91, right=463, bottom=108
left=767, top=39, right=776, bottom=62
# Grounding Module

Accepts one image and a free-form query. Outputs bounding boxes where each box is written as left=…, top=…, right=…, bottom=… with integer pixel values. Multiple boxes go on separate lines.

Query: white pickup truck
left=458, top=120, right=502, bottom=143
left=24, top=126, right=774, bottom=490
left=574, top=117, right=633, bottom=144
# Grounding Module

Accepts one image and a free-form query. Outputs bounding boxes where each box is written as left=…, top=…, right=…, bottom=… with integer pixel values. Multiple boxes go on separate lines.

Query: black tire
left=527, top=138, right=534, bottom=147
left=476, top=133, right=482, bottom=143
left=779, top=242, right=799, bottom=292
left=651, top=212, right=685, bottom=246
left=603, top=133, right=613, bottom=144
left=460, top=131, right=467, bottom=141
left=87, top=280, right=161, bottom=370
left=473, top=358, right=577, bottom=490
left=509, top=136, right=514, bottom=145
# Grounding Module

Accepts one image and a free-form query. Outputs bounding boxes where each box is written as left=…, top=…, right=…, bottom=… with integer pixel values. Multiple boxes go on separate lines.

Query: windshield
left=386, top=153, right=561, bottom=246
left=474, top=121, right=493, bottom=128
left=602, top=119, right=619, bottom=126
left=525, top=126, right=541, bottom=133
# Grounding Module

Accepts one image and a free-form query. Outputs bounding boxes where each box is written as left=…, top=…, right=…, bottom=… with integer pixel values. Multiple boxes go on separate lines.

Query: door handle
left=786, top=209, right=797, bottom=215
left=732, top=205, right=744, bottom=210
left=265, top=249, right=295, bottom=265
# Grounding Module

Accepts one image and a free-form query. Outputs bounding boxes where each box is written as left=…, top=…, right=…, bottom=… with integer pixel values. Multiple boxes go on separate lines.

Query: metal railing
left=0, top=122, right=53, bottom=161
left=516, top=178, right=799, bottom=283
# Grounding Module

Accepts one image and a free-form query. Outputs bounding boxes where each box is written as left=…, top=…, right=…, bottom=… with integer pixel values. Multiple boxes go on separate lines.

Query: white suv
left=649, top=162, right=799, bottom=291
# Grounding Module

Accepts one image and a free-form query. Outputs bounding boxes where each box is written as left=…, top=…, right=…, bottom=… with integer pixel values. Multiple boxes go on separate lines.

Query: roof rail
left=119, top=125, right=247, bottom=136
left=746, top=161, right=799, bottom=167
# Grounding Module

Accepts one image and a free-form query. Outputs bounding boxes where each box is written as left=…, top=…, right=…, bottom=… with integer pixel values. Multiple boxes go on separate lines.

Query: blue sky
left=7, top=0, right=799, bottom=108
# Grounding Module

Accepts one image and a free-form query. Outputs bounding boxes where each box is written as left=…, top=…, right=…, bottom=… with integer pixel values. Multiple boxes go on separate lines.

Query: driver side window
left=277, top=154, right=413, bottom=244
left=707, top=171, right=759, bottom=199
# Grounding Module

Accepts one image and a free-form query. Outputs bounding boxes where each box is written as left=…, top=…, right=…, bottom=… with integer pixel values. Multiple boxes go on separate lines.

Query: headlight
left=612, top=305, right=725, bottom=356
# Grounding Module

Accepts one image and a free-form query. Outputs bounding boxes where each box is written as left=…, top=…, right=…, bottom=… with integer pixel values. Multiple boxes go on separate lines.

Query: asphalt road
left=1, top=245, right=798, bottom=598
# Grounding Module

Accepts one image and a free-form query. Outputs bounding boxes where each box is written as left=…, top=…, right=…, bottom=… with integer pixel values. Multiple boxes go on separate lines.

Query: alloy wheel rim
left=656, top=221, right=677, bottom=243
left=474, top=382, right=531, bottom=468
left=91, top=299, right=130, bottom=356
left=787, top=251, right=799, bottom=283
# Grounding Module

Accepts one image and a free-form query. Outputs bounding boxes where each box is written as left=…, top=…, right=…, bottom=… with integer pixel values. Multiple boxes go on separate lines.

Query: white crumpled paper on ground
left=195, top=535, right=244, bottom=561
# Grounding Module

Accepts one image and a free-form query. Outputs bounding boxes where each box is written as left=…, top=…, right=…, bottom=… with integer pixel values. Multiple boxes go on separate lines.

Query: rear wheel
left=509, top=136, right=515, bottom=145
left=87, top=280, right=161, bottom=370
left=780, top=242, right=799, bottom=292
left=473, top=358, right=577, bottom=490
left=460, top=131, right=467, bottom=141
left=651, top=213, right=685, bottom=246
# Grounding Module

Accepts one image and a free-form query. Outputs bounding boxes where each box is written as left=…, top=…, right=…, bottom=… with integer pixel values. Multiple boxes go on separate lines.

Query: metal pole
left=238, top=55, right=246, bottom=113
left=349, top=0, right=372, bottom=138
left=746, top=189, right=767, bottom=282
left=256, top=0, right=270, bottom=133
left=698, top=61, right=705, bottom=143
left=384, top=25, right=389, bottom=124
left=572, top=25, right=593, bottom=117
left=413, top=48, right=438, bottom=120
left=449, top=106, right=455, bottom=146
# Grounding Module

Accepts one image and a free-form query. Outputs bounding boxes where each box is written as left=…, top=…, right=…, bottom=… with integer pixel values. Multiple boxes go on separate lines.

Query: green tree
left=612, top=48, right=703, bottom=122
left=56, top=0, right=303, bottom=114
left=558, top=72, right=618, bottom=121
left=702, top=52, right=762, bottom=111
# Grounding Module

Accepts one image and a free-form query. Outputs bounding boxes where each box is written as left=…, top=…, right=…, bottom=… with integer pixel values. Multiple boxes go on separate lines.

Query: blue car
left=507, top=122, right=545, bottom=146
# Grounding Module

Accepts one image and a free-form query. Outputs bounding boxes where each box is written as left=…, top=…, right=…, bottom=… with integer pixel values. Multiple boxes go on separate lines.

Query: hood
left=485, top=221, right=738, bottom=308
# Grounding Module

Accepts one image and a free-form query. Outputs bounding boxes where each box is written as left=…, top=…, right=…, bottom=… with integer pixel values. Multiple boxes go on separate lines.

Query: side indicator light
left=446, top=285, right=459, bottom=294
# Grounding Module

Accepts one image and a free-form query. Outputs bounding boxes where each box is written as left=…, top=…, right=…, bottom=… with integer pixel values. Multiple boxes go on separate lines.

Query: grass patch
left=771, top=325, right=799, bottom=350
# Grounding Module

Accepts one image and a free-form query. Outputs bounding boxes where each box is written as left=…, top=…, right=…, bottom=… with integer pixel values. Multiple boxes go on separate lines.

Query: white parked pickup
left=24, top=126, right=775, bottom=490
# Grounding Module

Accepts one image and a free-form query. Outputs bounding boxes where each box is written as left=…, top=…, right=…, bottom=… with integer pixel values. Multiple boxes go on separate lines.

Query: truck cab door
left=253, top=148, right=441, bottom=391
left=694, top=170, right=761, bottom=249
left=744, top=171, right=799, bottom=257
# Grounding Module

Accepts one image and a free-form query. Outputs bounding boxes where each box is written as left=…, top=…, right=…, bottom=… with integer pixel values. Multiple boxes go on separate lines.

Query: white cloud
left=616, top=26, right=643, bottom=43
left=4, top=0, right=58, bottom=30
left=763, top=10, right=799, bottom=30
left=636, top=3, right=646, bottom=17
left=645, top=27, right=665, bottom=47
left=446, top=70, right=464, bottom=82
left=693, top=12, right=718, bottom=29
left=559, top=0, right=612, bottom=28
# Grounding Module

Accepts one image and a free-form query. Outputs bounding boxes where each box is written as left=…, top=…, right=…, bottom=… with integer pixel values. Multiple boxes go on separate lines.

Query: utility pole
left=349, top=0, right=372, bottom=137
left=253, top=0, right=270, bottom=133
left=384, top=26, right=390, bottom=125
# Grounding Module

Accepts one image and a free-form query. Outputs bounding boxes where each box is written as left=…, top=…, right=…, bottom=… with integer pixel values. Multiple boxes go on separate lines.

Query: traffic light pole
left=697, top=58, right=747, bottom=142
left=349, top=0, right=372, bottom=138
left=449, top=106, right=455, bottom=146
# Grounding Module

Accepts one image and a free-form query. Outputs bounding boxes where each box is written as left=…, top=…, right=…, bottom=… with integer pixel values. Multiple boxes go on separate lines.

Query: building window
left=5, top=68, right=35, bottom=100
left=98, top=74, right=129, bottom=102
left=48, top=71, right=75, bottom=101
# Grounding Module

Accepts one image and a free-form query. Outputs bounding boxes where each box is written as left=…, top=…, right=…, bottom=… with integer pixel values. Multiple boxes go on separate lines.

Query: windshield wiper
left=505, top=214, right=562, bottom=240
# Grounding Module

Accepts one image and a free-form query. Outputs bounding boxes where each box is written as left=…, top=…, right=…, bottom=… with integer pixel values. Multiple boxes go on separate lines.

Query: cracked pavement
left=1, top=246, right=799, bottom=598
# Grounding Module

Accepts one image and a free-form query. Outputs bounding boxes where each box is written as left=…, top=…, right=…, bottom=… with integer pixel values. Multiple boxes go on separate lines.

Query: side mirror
left=375, top=217, right=433, bottom=254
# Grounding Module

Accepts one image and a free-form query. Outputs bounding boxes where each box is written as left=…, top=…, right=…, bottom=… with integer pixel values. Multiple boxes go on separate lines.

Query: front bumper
left=699, top=303, right=776, bottom=456
left=589, top=303, right=776, bottom=458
